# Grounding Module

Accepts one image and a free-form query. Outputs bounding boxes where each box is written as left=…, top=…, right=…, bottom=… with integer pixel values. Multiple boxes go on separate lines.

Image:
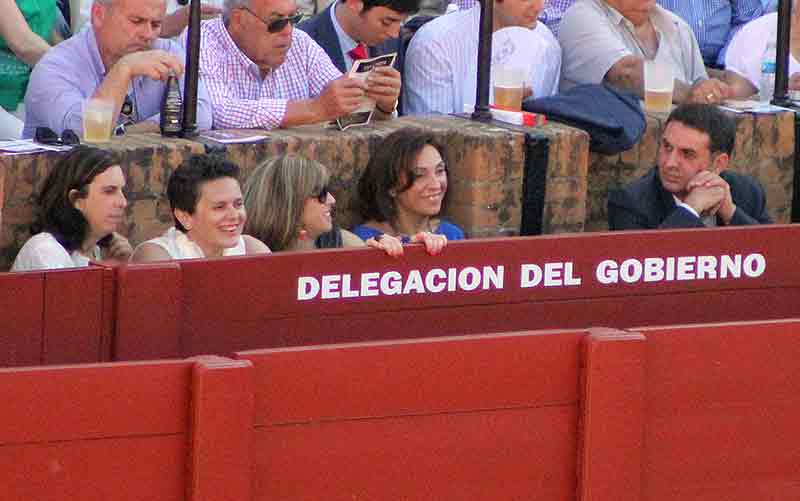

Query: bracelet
left=376, top=100, right=398, bottom=114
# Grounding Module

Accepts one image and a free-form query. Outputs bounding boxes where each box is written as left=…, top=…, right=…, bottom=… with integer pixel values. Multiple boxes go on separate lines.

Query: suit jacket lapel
left=318, top=5, right=348, bottom=73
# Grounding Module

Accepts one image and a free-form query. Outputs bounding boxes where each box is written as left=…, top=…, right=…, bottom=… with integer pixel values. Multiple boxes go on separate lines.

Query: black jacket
left=608, top=167, right=773, bottom=230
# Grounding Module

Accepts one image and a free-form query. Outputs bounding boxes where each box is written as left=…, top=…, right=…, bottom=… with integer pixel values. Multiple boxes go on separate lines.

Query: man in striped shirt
left=199, top=0, right=400, bottom=129
left=656, top=0, right=764, bottom=67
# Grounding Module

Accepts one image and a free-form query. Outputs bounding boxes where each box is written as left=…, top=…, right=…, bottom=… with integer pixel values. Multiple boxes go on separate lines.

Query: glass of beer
left=82, top=99, right=115, bottom=143
left=644, top=61, right=674, bottom=113
left=493, top=66, right=525, bottom=111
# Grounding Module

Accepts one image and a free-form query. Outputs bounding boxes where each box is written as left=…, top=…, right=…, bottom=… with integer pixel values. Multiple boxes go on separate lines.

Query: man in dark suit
left=298, top=0, right=418, bottom=113
left=608, top=103, right=772, bottom=230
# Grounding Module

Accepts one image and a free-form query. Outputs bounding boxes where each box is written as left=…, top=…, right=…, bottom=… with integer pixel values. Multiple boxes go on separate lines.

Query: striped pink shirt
left=200, top=18, right=342, bottom=129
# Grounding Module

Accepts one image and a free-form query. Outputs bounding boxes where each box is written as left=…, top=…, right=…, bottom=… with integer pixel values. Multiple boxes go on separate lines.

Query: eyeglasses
left=314, top=185, right=331, bottom=204
left=238, top=7, right=303, bottom=33
left=34, top=127, right=80, bottom=146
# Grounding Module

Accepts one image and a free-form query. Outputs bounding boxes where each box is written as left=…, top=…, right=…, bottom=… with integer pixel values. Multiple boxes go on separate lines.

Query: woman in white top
left=12, top=146, right=132, bottom=271
left=131, top=154, right=269, bottom=262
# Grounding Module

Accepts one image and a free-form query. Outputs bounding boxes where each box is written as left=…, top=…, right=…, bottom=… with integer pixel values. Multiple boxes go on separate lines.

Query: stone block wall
left=0, top=111, right=793, bottom=270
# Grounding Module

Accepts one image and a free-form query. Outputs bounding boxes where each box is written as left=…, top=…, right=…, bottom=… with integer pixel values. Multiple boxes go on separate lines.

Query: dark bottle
left=160, top=72, right=183, bottom=137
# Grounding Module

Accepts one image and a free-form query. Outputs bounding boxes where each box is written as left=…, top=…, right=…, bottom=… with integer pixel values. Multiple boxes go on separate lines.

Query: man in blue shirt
left=657, top=0, right=764, bottom=67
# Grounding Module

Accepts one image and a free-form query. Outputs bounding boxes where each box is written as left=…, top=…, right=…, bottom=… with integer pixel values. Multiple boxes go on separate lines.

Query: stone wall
left=0, top=111, right=793, bottom=270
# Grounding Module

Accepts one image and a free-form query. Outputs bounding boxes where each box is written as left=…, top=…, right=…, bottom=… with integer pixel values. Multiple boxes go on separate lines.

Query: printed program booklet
left=199, top=130, right=268, bottom=144
left=336, top=52, right=397, bottom=131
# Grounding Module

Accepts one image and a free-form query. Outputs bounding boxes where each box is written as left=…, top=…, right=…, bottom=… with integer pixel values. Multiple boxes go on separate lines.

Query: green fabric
left=0, top=0, right=57, bottom=110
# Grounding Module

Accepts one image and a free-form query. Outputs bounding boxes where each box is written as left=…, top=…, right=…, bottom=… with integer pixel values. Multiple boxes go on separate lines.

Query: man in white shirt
left=559, top=0, right=732, bottom=105
left=724, top=0, right=800, bottom=98
left=403, top=0, right=560, bottom=114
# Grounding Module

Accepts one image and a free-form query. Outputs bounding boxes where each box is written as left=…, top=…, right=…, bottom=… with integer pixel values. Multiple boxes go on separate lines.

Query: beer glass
left=644, top=61, right=674, bottom=113
left=82, top=99, right=115, bottom=143
left=493, top=66, right=525, bottom=111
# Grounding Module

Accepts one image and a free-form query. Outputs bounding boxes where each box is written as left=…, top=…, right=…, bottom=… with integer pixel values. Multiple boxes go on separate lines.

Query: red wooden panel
left=199, top=287, right=800, bottom=355
left=637, top=319, right=800, bottom=500
left=187, top=356, right=254, bottom=501
left=0, top=360, right=193, bottom=443
left=182, top=225, right=800, bottom=320
left=236, top=330, right=584, bottom=424
left=42, top=267, right=107, bottom=364
left=253, top=406, right=577, bottom=501
left=579, top=329, right=646, bottom=501
left=0, top=271, right=43, bottom=366
left=168, top=226, right=800, bottom=358
left=114, top=262, right=182, bottom=360
left=2, top=436, right=187, bottom=501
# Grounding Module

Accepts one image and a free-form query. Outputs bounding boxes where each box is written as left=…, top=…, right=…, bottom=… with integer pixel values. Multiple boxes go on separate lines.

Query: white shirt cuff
left=676, top=201, right=700, bottom=219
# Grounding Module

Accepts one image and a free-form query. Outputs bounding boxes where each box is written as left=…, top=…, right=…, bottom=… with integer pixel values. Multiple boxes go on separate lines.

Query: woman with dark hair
left=12, top=145, right=131, bottom=271
left=242, top=154, right=403, bottom=255
left=131, top=154, right=269, bottom=262
left=353, top=128, right=463, bottom=251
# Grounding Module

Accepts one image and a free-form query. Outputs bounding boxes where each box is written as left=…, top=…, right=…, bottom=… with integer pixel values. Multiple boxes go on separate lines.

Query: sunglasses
left=314, top=185, right=331, bottom=204
left=34, top=127, right=80, bottom=146
left=239, top=7, right=303, bottom=33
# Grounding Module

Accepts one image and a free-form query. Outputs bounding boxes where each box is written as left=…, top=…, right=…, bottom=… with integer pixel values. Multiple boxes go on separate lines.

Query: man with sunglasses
left=22, top=0, right=213, bottom=138
left=297, top=0, right=417, bottom=81
left=199, top=0, right=399, bottom=129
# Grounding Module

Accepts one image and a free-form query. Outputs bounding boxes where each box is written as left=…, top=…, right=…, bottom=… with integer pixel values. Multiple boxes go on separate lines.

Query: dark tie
left=348, top=42, right=369, bottom=61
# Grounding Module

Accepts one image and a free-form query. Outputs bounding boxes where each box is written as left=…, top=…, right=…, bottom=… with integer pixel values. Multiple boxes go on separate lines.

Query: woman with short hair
left=12, top=145, right=131, bottom=271
left=131, top=154, right=269, bottom=262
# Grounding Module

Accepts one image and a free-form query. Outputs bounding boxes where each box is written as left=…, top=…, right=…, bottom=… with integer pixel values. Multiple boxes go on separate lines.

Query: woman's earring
left=389, top=190, right=396, bottom=197
left=298, top=228, right=308, bottom=241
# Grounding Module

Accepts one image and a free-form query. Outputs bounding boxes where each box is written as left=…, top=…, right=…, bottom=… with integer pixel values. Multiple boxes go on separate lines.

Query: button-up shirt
left=23, top=24, right=213, bottom=138
left=656, top=0, right=764, bottom=66
left=559, top=0, right=707, bottom=91
left=199, top=18, right=342, bottom=130
left=404, top=6, right=561, bottom=114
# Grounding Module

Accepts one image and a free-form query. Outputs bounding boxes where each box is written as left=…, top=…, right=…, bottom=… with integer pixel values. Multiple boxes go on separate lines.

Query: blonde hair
left=242, top=154, right=329, bottom=251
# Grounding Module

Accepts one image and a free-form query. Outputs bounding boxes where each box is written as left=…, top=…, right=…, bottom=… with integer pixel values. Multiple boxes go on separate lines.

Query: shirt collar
left=598, top=0, right=677, bottom=37
left=331, top=0, right=359, bottom=54
left=85, top=24, right=108, bottom=78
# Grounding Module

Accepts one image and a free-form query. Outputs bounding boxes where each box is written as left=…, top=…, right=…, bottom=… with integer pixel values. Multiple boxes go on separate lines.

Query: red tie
left=348, top=42, right=368, bottom=61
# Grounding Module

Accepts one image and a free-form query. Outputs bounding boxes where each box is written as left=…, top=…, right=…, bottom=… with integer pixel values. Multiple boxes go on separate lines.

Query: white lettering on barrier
left=297, top=266, right=506, bottom=301
left=297, top=254, right=767, bottom=301
left=521, top=262, right=582, bottom=288
left=594, top=253, right=766, bottom=285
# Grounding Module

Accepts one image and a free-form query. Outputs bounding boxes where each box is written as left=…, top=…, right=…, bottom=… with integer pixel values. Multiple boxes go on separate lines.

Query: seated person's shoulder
left=130, top=241, right=173, bottom=263
left=12, top=233, right=71, bottom=271
left=437, top=220, right=465, bottom=240
left=341, top=228, right=367, bottom=248
left=243, top=234, right=271, bottom=254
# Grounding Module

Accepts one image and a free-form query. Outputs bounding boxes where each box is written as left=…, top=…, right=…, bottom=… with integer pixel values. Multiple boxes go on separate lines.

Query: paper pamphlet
left=336, top=52, right=397, bottom=131
left=199, top=130, right=268, bottom=144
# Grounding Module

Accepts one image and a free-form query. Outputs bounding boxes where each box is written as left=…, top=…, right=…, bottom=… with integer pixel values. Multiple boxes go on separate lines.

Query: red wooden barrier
left=0, top=356, right=253, bottom=501
left=235, top=331, right=585, bottom=500
left=635, top=319, right=800, bottom=500
left=115, top=225, right=800, bottom=360
left=3, top=319, right=800, bottom=500
left=0, top=265, right=114, bottom=366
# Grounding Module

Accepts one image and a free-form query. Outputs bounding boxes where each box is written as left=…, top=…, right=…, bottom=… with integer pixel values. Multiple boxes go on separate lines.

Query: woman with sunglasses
left=242, top=154, right=403, bottom=255
left=131, top=154, right=270, bottom=262
left=12, top=146, right=132, bottom=271
left=353, top=128, right=462, bottom=252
